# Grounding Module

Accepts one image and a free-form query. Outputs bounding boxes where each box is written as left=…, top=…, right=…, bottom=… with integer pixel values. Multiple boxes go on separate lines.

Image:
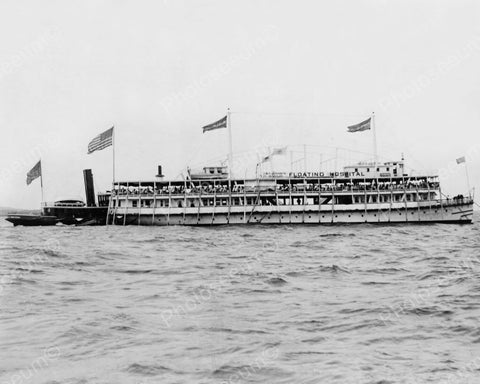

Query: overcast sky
left=1, top=0, right=479, bottom=208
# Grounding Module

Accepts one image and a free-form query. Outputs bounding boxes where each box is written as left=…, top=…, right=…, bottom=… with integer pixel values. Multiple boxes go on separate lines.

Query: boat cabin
left=344, top=161, right=406, bottom=178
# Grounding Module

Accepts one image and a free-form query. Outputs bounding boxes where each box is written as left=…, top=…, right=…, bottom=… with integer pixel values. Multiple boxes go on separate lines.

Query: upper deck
left=112, top=174, right=440, bottom=195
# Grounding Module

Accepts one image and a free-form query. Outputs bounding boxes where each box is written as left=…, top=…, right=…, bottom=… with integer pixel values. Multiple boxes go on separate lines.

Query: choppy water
left=1, top=216, right=480, bottom=384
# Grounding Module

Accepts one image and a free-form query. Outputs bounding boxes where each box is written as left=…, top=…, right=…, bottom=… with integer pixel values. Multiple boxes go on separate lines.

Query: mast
left=303, top=144, right=307, bottom=172
left=40, top=159, right=44, bottom=203
left=227, top=108, right=233, bottom=179
left=108, top=126, right=116, bottom=226
left=372, top=112, right=378, bottom=169
left=112, top=125, right=116, bottom=183
left=464, top=160, right=471, bottom=197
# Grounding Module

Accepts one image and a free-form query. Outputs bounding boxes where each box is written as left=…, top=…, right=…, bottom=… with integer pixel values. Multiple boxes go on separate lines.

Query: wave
left=126, top=363, right=171, bottom=376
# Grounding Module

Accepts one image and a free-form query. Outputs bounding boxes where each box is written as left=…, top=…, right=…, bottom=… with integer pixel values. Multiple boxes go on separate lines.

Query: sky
left=1, top=0, right=480, bottom=208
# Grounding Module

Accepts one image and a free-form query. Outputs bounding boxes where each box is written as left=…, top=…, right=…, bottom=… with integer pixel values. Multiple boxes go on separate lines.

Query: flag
left=261, top=146, right=287, bottom=163
left=26, top=160, right=41, bottom=185
left=456, top=156, right=466, bottom=164
left=347, top=117, right=371, bottom=133
left=88, top=127, right=114, bottom=154
left=202, top=115, right=227, bottom=133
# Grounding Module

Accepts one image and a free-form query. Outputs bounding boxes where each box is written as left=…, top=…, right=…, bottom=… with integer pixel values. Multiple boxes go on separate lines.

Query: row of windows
left=113, top=192, right=434, bottom=208
left=352, top=193, right=433, bottom=204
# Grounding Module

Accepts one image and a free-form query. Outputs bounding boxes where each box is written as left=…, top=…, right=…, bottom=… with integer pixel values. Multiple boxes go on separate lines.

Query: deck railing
left=111, top=184, right=440, bottom=197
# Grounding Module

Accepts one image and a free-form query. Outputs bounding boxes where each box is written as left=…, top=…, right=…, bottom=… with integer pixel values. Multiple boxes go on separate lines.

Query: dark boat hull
left=5, top=214, right=59, bottom=226
left=42, top=206, right=108, bottom=225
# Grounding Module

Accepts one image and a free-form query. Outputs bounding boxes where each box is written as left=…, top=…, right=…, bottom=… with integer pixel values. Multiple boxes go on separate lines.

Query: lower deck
left=107, top=200, right=473, bottom=225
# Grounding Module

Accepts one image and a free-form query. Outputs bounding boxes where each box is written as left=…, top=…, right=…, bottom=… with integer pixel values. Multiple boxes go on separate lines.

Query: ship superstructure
left=106, top=161, right=473, bottom=225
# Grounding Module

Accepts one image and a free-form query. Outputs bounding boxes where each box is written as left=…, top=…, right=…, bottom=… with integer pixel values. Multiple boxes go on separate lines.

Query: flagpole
left=227, top=108, right=233, bottom=179
left=372, top=112, right=378, bottom=169
left=112, top=125, right=116, bottom=183
left=465, top=162, right=471, bottom=197
left=303, top=144, right=307, bottom=172
left=40, top=159, right=44, bottom=204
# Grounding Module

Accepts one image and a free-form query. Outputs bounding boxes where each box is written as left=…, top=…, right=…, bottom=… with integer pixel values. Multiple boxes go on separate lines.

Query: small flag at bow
left=202, top=115, right=227, bottom=133
left=26, top=160, right=41, bottom=185
left=456, top=156, right=466, bottom=164
left=347, top=117, right=371, bottom=133
left=88, top=127, right=114, bottom=154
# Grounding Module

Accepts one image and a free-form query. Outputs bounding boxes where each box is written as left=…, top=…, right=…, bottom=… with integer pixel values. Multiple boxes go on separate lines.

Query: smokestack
left=83, top=169, right=96, bottom=207
left=156, top=165, right=164, bottom=180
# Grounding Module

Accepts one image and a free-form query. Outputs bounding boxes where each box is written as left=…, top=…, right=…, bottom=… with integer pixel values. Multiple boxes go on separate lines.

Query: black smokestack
left=156, top=165, right=164, bottom=178
left=83, top=169, right=96, bottom=207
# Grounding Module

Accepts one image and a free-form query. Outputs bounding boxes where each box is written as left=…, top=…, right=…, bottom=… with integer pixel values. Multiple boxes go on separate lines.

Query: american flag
left=456, top=156, right=466, bottom=164
left=87, top=127, right=114, bottom=154
left=26, top=160, right=41, bottom=185
left=347, top=117, right=371, bottom=133
left=202, top=115, right=227, bottom=133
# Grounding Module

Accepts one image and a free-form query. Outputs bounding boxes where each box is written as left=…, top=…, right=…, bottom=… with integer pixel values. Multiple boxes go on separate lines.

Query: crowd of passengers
left=112, top=180, right=440, bottom=196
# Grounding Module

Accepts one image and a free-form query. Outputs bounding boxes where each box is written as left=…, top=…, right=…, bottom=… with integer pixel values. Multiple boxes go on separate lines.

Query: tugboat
left=6, top=169, right=109, bottom=226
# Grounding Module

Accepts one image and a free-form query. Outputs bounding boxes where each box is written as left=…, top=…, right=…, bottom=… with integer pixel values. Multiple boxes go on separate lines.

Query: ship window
left=367, top=168, right=370, bottom=172
left=377, top=167, right=380, bottom=172
left=355, top=168, right=358, bottom=172
left=210, top=169, right=215, bottom=174
left=386, top=167, right=390, bottom=171
left=132, top=200, right=138, bottom=207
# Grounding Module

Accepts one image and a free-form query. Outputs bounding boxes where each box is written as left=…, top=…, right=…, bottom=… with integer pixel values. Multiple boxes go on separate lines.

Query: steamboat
left=105, top=160, right=474, bottom=225
left=6, top=115, right=474, bottom=226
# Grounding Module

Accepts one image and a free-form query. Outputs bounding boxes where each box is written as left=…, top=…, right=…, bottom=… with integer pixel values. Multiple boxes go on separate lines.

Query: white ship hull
left=108, top=201, right=473, bottom=226
left=108, top=159, right=474, bottom=226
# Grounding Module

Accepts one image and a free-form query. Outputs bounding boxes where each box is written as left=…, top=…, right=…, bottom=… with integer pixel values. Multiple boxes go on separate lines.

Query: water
left=1, top=216, right=480, bottom=384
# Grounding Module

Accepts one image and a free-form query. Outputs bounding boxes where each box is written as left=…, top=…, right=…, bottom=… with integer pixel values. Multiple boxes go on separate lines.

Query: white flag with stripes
left=87, top=127, right=114, bottom=154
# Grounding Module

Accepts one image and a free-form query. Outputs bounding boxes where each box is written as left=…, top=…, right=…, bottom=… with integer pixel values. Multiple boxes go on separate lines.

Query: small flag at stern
left=456, top=156, right=466, bottom=164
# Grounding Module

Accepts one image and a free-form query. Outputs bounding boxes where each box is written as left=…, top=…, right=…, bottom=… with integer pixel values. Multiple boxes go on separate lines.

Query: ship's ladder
left=246, top=189, right=262, bottom=223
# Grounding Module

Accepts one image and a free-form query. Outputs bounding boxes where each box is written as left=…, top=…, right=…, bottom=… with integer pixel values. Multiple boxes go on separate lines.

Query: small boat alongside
left=5, top=214, right=59, bottom=226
